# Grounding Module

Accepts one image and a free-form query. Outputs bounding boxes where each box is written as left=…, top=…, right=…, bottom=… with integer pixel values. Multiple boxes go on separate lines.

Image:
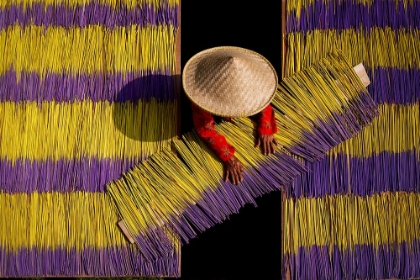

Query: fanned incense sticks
left=273, top=52, right=378, bottom=161
left=107, top=52, right=379, bottom=260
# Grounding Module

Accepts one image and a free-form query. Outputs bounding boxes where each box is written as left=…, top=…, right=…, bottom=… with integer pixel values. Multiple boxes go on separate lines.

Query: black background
left=174, top=1, right=283, bottom=280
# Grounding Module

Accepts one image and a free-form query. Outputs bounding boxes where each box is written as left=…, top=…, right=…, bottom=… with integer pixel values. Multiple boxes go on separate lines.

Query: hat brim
left=182, top=46, right=278, bottom=117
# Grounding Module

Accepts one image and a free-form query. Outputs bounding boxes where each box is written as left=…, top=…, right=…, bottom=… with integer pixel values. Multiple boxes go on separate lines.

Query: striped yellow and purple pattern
left=106, top=51, right=380, bottom=260
left=283, top=0, right=420, bottom=279
left=0, top=0, right=180, bottom=277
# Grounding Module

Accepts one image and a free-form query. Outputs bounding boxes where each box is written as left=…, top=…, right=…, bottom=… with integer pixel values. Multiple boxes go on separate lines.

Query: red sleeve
left=191, top=103, right=235, bottom=162
left=256, top=105, right=278, bottom=135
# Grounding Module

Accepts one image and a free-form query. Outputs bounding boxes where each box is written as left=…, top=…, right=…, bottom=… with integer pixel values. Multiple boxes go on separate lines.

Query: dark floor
left=178, top=2, right=283, bottom=280
left=179, top=1, right=283, bottom=280
left=175, top=192, right=282, bottom=280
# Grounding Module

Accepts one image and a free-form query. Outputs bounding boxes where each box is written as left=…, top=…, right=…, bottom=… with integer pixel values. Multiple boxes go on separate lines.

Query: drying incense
left=107, top=51, right=379, bottom=259
left=0, top=0, right=181, bottom=277
left=283, top=0, right=420, bottom=279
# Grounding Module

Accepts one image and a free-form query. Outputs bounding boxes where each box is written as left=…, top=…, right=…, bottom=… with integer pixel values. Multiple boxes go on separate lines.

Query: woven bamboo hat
left=182, top=46, right=278, bottom=117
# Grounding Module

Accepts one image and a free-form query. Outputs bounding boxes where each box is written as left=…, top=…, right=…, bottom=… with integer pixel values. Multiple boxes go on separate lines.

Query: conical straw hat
left=182, top=46, right=278, bottom=117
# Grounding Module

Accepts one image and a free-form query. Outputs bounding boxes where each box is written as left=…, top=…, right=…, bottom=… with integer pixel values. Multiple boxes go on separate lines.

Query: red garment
left=191, top=103, right=278, bottom=162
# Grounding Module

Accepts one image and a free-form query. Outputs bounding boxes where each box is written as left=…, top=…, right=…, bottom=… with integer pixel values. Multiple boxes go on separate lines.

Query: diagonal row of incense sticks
left=107, top=51, right=379, bottom=260
left=330, top=104, right=419, bottom=157
left=288, top=104, right=420, bottom=197
left=273, top=51, right=378, bottom=161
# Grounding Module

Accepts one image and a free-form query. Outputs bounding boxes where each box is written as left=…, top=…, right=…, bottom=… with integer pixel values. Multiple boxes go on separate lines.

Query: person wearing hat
left=182, top=46, right=278, bottom=185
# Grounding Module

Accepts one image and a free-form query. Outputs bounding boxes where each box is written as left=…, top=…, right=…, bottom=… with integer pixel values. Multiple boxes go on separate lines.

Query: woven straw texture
left=182, top=46, right=278, bottom=117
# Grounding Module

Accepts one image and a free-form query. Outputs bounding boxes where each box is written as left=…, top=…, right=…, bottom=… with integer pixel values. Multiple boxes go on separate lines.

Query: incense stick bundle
left=283, top=192, right=420, bottom=279
left=107, top=51, right=379, bottom=259
left=273, top=51, right=378, bottom=161
left=284, top=28, right=420, bottom=102
left=0, top=0, right=181, bottom=277
left=0, top=191, right=180, bottom=277
left=283, top=0, right=420, bottom=279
